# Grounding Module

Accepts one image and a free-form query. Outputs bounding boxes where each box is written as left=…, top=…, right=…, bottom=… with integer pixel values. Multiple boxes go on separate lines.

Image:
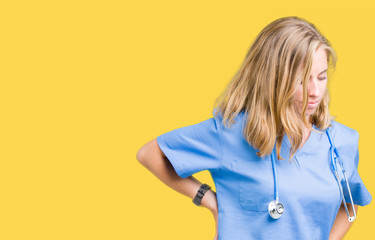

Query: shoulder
left=329, top=120, right=359, bottom=147
left=329, top=120, right=360, bottom=168
left=212, top=107, right=247, bottom=130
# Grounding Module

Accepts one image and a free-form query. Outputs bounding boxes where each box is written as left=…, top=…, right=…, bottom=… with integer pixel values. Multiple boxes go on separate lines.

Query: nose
left=307, top=77, right=320, bottom=99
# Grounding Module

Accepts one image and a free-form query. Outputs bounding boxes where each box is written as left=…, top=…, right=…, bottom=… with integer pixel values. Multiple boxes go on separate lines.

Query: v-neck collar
left=281, top=124, right=318, bottom=166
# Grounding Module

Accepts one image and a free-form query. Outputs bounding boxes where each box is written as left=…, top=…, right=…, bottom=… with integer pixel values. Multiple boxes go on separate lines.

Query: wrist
left=201, top=189, right=218, bottom=212
left=192, top=183, right=211, bottom=206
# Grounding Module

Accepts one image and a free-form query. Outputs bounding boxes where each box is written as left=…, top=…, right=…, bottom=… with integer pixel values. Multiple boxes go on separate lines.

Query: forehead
left=311, top=47, right=328, bottom=74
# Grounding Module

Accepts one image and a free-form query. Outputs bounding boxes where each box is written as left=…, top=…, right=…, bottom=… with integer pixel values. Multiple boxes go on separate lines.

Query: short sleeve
left=156, top=117, right=223, bottom=179
left=340, top=132, right=372, bottom=206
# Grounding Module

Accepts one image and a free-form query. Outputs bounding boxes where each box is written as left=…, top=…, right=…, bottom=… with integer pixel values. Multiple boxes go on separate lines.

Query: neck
left=299, top=123, right=313, bottom=150
left=301, top=121, right=313, bottom=136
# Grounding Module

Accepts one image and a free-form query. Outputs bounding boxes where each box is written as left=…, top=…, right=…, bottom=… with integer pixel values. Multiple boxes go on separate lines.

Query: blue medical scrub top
left=156, top=108, right=372, bottom=240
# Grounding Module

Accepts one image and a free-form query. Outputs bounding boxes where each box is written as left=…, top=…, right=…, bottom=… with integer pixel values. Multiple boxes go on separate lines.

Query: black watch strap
left=193, top=184, right=212, bottom=206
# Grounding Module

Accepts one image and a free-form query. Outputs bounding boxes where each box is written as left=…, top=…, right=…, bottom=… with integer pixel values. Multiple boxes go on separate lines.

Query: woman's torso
left=210, top=111, right=344, bottom=240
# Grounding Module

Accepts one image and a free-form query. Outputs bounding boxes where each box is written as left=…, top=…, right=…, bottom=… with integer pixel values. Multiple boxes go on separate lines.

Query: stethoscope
left=268, top=127, right=357, bottom=222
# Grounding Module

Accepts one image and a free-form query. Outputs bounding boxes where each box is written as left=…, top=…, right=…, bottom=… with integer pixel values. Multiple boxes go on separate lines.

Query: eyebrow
left=319, top=68, right=328, bottom=74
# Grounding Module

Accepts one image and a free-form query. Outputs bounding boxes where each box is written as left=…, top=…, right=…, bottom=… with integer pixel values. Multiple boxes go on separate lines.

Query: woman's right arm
left=136, top=138, right=218, bottom=215
left=136, top=138, right=219, bottom=239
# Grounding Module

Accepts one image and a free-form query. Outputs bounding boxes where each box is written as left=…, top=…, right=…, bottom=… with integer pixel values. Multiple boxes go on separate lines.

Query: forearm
left=329, top=203, right=358, bottom=240
left=137, top=139, right=218, bottom=212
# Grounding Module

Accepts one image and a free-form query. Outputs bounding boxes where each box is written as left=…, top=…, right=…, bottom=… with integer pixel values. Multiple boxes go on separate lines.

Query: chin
left=305, top=110, right=316, bottom=117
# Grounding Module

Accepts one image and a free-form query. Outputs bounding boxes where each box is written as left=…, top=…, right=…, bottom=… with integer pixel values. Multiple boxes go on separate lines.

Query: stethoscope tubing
left=326, top=128, right=357, bottom=222
left=271, top=147, right=279, bottom=202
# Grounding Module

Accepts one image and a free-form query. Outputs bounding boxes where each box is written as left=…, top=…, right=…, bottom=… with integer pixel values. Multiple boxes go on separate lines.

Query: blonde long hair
left=213, top=16, right=337, bottom=162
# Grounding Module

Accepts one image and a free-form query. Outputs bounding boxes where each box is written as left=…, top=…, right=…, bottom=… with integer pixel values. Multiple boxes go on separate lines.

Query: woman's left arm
left=329, top=203, right=359, bottom=240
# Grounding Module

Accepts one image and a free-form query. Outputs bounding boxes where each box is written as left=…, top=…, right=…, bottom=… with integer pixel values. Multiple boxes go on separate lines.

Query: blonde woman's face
left=294, top=47, right=328, bottom=118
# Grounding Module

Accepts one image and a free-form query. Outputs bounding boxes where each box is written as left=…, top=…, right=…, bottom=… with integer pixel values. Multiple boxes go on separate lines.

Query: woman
left=136, top=16, right=372, bottom=240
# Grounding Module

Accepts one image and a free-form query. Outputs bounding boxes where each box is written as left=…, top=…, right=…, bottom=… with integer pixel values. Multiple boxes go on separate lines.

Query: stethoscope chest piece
left=268, top=200, right=284, bottom=219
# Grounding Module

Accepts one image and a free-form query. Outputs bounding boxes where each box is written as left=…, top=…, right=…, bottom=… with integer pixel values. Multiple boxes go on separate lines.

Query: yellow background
left=1, top=0, right=374, bottom=239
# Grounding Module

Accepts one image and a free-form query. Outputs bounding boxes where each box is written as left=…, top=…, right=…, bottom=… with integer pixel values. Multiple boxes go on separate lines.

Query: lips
left=307, top=100, right=319, bottom=108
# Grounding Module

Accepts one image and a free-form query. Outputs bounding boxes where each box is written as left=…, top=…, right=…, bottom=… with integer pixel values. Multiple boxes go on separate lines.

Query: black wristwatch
left=193, top=184, right=212, bottom=207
